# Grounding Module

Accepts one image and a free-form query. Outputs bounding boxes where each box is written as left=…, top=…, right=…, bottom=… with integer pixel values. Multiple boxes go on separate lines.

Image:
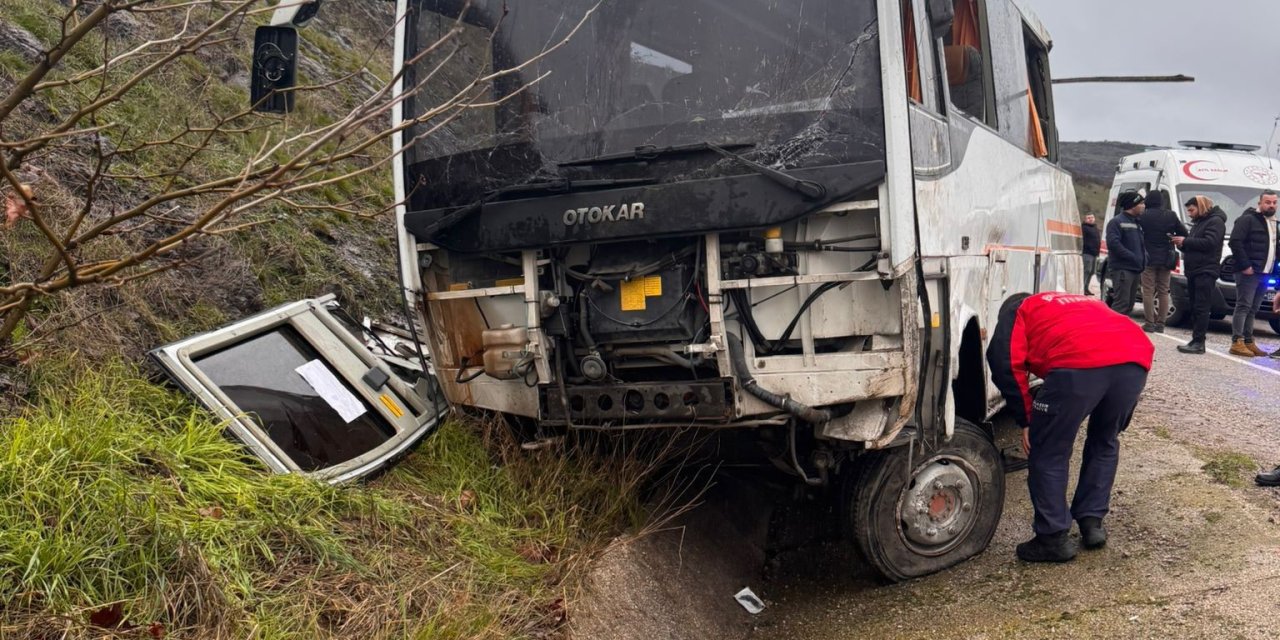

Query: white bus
left=168, top=0, right=1084, bottom=582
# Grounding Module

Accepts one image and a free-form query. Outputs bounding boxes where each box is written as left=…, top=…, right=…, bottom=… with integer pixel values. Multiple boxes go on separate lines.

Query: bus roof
left=1010, top=0, right=1053, bottom=48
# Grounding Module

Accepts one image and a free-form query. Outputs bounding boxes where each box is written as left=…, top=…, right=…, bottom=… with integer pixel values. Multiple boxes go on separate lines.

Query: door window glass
left=194, top=326, right=395, bottom=471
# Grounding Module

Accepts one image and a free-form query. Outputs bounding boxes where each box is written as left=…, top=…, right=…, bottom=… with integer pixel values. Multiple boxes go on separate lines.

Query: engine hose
left=773, top=281, right=842, bottom=351
left=610, top=347, right=696, bottom=369
left=729, top=289, right=773, bottom=353
left=455, top=357, right=486, bottom=383
left=727, top=333, right=831, bottom=424
left=577, top=290, right=598, bottom=351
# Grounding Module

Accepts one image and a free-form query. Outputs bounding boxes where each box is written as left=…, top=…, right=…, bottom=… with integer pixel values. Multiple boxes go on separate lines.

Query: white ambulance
left=1100, top=141, right=1280, bottom=333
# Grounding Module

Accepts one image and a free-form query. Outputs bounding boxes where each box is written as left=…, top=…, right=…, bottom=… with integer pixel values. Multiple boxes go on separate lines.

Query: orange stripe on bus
left=1045, top=220, right=1082, bottom=237
left=984, top=244, right=1054, bottom=254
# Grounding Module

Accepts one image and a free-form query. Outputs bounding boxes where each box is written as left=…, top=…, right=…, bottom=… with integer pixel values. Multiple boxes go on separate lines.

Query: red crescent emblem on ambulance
left=1183, top=161, right=1206, bottom=180
left=1182, top=160, right=1227, bottom=181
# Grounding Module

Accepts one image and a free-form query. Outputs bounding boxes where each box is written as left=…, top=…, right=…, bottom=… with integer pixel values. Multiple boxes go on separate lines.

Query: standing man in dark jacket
left=987, top=292, right=1154, bottom=563
left=1173, top=196, right=1227, bottom=354
left=1226, top=190, right=1279, bottom=357
left=1138, top=192, right=1188, bottom=332
left=1105, top=192, right=1147, bottom=316
left=1081, top=214, right=1101, bottom=295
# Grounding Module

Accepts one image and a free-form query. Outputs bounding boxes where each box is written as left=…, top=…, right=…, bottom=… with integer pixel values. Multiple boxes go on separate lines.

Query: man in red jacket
left=987, top=292, right=1154, bottom=563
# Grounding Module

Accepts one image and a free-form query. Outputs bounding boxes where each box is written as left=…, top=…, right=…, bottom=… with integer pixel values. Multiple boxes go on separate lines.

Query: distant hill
left=1060, top=141, right=1153, bottom=217
left=1060, top=141, right=1152, bottom=184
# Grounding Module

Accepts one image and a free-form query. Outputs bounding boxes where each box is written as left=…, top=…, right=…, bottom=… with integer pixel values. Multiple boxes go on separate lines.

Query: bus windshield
left=401, top=0, right=885, bottom=212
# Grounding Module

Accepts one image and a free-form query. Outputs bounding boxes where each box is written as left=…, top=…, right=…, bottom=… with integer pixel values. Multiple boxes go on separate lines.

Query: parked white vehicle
left=1100, top=142, right=1280, bottom=331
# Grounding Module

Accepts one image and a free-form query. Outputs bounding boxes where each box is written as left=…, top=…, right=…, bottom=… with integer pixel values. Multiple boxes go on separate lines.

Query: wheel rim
left=896, top=457, right=981, bottom=556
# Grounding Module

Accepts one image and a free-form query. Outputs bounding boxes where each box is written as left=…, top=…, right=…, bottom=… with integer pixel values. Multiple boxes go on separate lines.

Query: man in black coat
left=1138, top=192, right=1188, bottom=332
left=1081, top=214, right=1101, bottom=295
left=1173, top=196, right=1227, bottom=354
left=1226, top=189, right=1279, bottom=357
left=1105, top=191, right=1147, bottom=316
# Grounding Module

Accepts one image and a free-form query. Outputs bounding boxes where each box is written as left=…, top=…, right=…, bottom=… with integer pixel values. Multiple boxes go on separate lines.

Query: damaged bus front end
left=396, top=0, right=922, bottom=444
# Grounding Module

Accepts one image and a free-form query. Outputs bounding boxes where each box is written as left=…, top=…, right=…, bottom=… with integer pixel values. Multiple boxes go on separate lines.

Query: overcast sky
left=1023, top=0, right=1280, bottom=152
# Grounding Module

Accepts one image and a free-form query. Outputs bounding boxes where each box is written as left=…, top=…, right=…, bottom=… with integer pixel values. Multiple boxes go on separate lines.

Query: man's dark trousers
left=1188, top=273, right=1216, bottom=342
left=1109, top=269, right=1140, bottom=315
left=1027, top=364, right=1148, bottom=535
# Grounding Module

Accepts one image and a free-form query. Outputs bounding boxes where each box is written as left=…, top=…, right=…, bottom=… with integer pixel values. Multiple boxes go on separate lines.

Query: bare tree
left=0, top=0, right=589, bottom=351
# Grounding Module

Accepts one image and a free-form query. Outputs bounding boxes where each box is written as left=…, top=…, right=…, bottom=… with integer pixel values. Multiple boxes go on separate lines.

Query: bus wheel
left=845, top=419, right=1005, bottom=582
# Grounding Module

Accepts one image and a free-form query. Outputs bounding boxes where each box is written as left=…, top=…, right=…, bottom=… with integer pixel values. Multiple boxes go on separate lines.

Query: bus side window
left=940, top=0, right=994, bottom=126
left=1023, top=26, right=1055, bottom=161
left=902, top=0, right=924, bottom=103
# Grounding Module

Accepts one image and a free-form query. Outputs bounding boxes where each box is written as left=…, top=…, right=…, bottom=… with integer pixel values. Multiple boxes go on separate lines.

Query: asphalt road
left=750, top=304, right=1280, bottom=640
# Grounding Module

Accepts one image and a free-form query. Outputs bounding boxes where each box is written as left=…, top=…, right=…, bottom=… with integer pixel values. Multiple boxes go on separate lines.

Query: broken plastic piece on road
left=734, top=587, right=765, bottom=614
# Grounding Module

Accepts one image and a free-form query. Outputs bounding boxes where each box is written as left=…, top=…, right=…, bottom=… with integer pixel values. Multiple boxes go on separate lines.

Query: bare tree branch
left=0, top=0, right=599, bottom=347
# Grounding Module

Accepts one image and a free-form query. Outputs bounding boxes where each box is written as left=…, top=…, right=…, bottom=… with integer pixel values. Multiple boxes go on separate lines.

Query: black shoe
left=1256, top=466, right=1280, bottom=487
left=1155, top=324, right=1165, bottom=333
left=1177, top=341, right=1206, bottom=354
left=1141, top=322, right=1158, bottom=333
left=1016, top=530, right=1078, bottom=563
left=1084, top=290, right=1095, bottom=296
left=1078, top=517, right=1107, bottom=549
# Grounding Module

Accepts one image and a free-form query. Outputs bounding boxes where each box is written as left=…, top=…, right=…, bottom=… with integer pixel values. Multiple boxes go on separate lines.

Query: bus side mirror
left=251, top=26, right=299, bottom=114
left=927, top=0, right=956, bottom=38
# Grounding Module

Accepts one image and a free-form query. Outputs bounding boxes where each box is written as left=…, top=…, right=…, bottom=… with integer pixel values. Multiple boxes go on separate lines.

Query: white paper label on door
left=295, top=359, right=366, bottom=423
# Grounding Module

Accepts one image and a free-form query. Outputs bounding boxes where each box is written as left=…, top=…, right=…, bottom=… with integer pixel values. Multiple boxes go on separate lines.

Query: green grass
left=0, top=361, right=658, bottom=638
left=1200, top=450, right=1257, bottom=489
left=229, top=210, right=397, bottom=315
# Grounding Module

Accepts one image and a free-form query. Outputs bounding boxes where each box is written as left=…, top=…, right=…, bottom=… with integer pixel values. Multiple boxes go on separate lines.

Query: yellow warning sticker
left=643, top=275, right=662, bottom=297
left=379, top=393, right=405, bottom=418
left=620, top=275, right=664, bottom=312
left=620, top=279, right=648, bottom=311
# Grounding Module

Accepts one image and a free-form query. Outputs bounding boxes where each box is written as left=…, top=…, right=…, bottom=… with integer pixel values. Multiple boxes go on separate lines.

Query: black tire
left=1271, top=318, right=1280, bottom=336
left=844, top=419, right=1005, bottom=582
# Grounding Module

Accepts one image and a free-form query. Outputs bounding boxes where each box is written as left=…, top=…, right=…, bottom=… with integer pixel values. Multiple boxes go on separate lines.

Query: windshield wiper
left=704, top=142, right=828, bottom=202
left=488, top=176, right=655, bottom=197
left=557, top=141, right=755, bottom=167
left=560, top=141, right=827, bottom=202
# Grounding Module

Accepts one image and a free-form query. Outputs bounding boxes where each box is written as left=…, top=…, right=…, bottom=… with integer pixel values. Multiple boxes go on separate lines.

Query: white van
left=1100, top=141, right=1280, bottom=333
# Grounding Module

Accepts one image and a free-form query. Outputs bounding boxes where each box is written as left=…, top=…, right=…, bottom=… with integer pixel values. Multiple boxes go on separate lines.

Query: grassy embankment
left=1, top=361, right=655, bottom=638
left=0, top=2, right=664, bottom=637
